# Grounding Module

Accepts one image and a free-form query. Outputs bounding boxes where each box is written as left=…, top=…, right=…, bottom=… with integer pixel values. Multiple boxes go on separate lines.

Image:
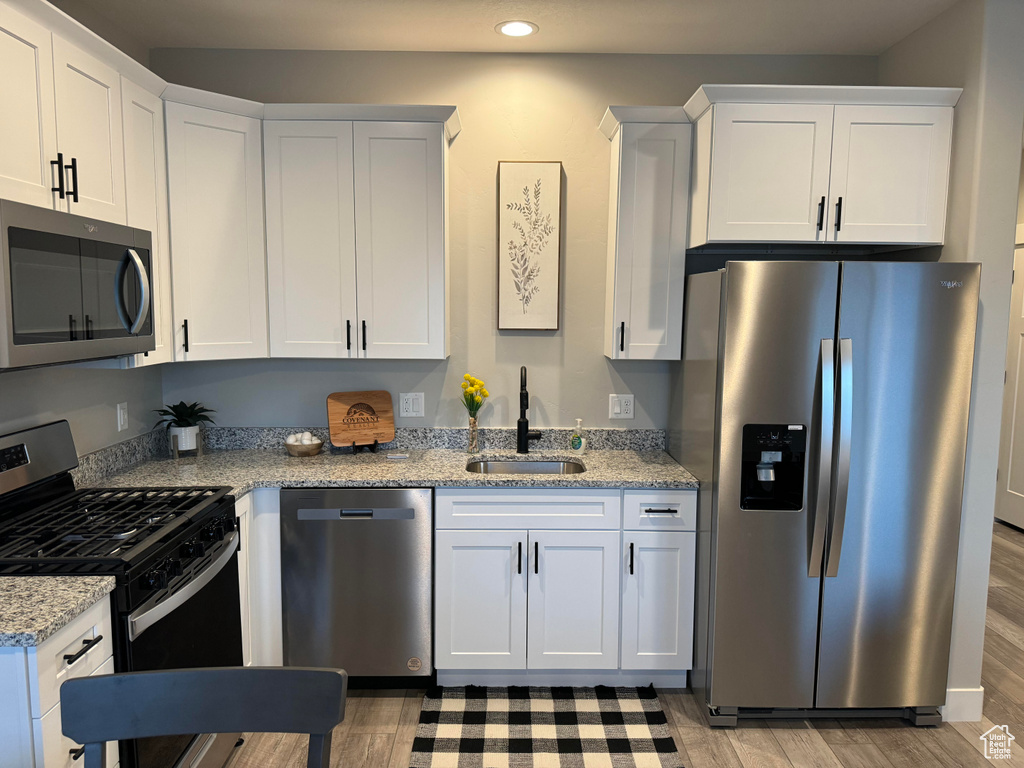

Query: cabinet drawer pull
left=65, top=157, right=79, bottom=203
left=346, top=320, right=352, bottom=351
left=362, top=320, right=367, bottom=351
left=643, top=508, right=677, bottom=515
left=620, top=321, right=625, bottom=353
left=816, top=196, right=825, bottom=231
left=629, top=542, right=634, bottom=575
left=834, top=197, right=843, bottom=232
left=63, top=635, right=103, bottom=666
left=534, top=541, right=539, bottom=575
left=183, top=319, right=190, bottom=353
left=69, top=747, right=85, bottom=761
left=517, top=541, right=522, bottom=574
left=51, top=152, right=66, bottom=199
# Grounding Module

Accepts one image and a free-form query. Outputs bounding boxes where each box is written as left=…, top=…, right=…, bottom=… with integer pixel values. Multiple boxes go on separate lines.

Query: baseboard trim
left=941, top=686, right=985, bottom=721
left=436, top=670, right=689, bottom=687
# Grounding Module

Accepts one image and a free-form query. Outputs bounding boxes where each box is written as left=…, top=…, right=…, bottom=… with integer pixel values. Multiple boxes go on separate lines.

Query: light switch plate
left=117, top=402, right=129, bottom=432
left=609, top=394, right=635, bottom=419
left=400, top=392, right=425, bottom=418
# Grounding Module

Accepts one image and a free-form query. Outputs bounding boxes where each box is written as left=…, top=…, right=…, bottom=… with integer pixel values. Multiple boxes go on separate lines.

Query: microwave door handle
left=114, top=253, right=134, bottom=332
left=126, top=249, right=150, bottom=334
left=825, top=338, right=853, bottom=577
left=808, top=338, right=834, bottom=577
left=127, top=532, right=238, bottom=641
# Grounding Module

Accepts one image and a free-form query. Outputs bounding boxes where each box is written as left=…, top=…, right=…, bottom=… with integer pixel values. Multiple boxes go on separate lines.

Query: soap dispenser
left=570, top=418, right=587, bottom=455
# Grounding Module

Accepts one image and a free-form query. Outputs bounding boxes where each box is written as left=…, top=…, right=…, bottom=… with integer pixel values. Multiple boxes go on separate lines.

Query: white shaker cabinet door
left=829, top=105, right=952, bottom=245
left=527, top=530, right=620, bottom=670
left=606, top=122, right=691, bottom=361
left=620, top=531, right=695, bottom=670
left=121, top=78, right=172, bottom=366
left=264, top=120, right=357, bottom=358
left=352, top=122, right=446, bottom=359
left=435, top=530, right=528, bottom=670
left=166, top=102, right=268, bottom=361
left=707, top=103, right=834, bottom=243
left=0, top=3, right=57, bottom=209
left=51, top=36, right=125, bottom=223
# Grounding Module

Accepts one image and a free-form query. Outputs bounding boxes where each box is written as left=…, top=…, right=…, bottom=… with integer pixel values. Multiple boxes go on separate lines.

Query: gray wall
left=880, top=0, right=1024, bottom=716
left=151, top=50, right=877, bottom=430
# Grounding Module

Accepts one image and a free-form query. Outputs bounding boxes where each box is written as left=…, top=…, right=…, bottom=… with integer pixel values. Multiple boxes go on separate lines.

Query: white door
left=435, top=530, right=528, bottom=670
left=997, top=249, right=1024, bottom=528
left=621, top=531, right=695, bottom=670
left=0, top=3, right=58, bottom=209
left=527, top=530, right=619, bottom=670
left=829, top=105, right=952, bottom=244
left=708, top=103, right=834, bottom=243
left=264, top=121, right=357, bottom=358
left=166, top=102, right=268, bottom=361
left=353, top=122, right=446, bottom=359
left=607, top=122, right=690, bottom=361
left=121, top=78, right=172, bottom=366
left=51, top=36, right=125, bottom=223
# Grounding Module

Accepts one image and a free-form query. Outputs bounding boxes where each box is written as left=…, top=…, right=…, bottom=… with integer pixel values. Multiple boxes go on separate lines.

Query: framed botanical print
left=497, top=161, right=562, bottom=330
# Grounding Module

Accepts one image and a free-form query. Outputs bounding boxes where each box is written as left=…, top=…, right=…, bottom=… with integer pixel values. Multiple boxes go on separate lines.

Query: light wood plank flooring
left=226, top=521, right=1024, bottom=768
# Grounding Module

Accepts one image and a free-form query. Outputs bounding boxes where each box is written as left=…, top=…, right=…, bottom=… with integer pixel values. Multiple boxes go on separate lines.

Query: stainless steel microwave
left=0, top=199, right=155, bottom=370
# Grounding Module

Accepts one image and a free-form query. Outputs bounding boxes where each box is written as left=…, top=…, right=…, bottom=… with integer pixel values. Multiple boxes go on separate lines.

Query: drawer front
left=436, top=489, right=621, bottom=530
left=36, top=656, right=118, bottom=768
left=623, top=490, right=696, bottom=531
left=31, top=598, right=113, bottom=719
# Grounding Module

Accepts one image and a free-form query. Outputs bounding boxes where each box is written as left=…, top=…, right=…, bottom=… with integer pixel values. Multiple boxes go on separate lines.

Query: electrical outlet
left=609, top=394, right=635, bottom=420
left=117, top=402, right=129, bottom=432
left=399, top=392, right=425, bottom=418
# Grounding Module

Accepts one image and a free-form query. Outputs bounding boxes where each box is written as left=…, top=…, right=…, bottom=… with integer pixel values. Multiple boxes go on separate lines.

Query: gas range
left=0, top=421, right=242, bottom=768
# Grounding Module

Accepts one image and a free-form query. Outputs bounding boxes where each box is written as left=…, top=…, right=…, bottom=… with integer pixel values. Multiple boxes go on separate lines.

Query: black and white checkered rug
left=410, top=685, right=683, bottom=768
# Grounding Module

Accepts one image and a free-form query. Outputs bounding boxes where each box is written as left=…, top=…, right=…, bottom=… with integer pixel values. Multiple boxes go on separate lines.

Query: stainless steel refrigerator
left=669, top=260, right=980, bottom=726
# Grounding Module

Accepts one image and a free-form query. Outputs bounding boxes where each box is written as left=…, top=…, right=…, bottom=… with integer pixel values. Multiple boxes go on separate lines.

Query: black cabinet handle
left=346, top=320, right=352, bottom=350
left=85, top=315, right=93, bottom=340
left=834, top=197, right=843, bottom=232
left=362, top=320, right=367, bottom=351
left=517, top=542, right=522, bottom=574
left=629, top=542, right=634, bottom=575
left=620, top=321, right=625, bottom=353
left=816, top=196, right=825, bottom=231
left=534, top=541, right=539, bottom=575
left=643, top=508, right=677, bottom=515
left=51, top=152, right=65, bottom=199
left=68, top=314, right=77, bottom=341
left=182, top=319, right=190, bottom=353
left=69, top=747, right=85, bottom=762
left=65, top=157, right=79, bottom=203
left=63, top=635, right=103, bottom=666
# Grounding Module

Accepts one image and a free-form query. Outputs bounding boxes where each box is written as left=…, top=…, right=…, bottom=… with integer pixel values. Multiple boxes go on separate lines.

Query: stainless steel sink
left=465, top=460, right=586, bottom=475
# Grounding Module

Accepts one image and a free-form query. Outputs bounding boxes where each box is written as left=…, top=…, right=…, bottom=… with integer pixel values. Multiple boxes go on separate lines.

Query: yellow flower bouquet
left=460, top=374, right=489, bottom=452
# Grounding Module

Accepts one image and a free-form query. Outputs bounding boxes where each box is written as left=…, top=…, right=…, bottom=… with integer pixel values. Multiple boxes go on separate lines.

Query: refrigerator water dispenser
left=740, top=424, right=806, bottom=510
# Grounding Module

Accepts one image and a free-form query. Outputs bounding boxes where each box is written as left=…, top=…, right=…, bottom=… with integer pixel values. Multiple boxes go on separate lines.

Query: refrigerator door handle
left=826, top=337, right=854, bottom=578
left=808, top=338, right=835, bottom=577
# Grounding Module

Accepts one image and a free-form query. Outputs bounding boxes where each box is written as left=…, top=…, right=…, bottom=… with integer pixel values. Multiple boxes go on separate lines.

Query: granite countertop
left=95, top=448, right=698, bottom=496
left=0, top=576, right=115, bottom=647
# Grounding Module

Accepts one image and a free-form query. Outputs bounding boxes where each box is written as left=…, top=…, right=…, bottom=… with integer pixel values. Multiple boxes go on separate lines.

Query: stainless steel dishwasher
left=280, top=488, right=432, bottom=678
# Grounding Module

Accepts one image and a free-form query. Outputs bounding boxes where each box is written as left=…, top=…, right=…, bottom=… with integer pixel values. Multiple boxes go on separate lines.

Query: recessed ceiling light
left=496, top=20, right=539, bottom=37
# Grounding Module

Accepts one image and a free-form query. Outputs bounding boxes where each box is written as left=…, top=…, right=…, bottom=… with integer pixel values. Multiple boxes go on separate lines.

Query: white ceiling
left=62, top=0, right=960, bottom=55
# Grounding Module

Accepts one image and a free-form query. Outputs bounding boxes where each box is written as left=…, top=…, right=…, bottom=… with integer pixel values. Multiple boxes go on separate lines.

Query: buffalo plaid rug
left=409, top=685, right=683, bottom=768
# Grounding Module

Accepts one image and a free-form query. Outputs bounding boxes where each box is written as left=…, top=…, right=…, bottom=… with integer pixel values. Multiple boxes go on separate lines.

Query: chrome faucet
left=517, top=366, right=542, bottom=454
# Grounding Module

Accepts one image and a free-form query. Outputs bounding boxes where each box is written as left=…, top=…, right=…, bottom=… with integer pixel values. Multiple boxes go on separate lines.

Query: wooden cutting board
left=326, top=390, right=395, bottom=448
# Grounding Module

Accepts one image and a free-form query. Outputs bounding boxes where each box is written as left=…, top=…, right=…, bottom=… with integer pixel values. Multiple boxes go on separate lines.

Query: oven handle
left=127, top=532, right=238, bottom=641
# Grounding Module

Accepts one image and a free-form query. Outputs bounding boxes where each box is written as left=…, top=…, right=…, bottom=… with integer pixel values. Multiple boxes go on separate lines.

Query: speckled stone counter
left=0, top=576, right=114, bottom=647
left=93, top=448, right=698, bottom=496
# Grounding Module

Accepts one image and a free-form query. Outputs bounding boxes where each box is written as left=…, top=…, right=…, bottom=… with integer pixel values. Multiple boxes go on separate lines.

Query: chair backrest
left=61, top=666, right=348, bottom=768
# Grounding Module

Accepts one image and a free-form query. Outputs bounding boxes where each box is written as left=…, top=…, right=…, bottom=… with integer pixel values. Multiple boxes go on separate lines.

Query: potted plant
left=153, top=401, right=216, bottom=452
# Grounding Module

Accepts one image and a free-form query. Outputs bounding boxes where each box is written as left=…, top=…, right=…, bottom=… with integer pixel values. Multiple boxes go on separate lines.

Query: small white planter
left=168, top=425, right=200, bottom=453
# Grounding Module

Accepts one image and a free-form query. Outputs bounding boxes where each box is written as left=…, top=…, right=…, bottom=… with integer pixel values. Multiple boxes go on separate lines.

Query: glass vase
left=467, top=416, right=480, bottom=453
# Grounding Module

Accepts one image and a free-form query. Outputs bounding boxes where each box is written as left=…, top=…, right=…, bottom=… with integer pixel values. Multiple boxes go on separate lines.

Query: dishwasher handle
left=297, top=507, right=416, bottom=520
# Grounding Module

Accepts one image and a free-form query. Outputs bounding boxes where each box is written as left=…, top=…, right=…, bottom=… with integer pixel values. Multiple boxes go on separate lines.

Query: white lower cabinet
left=235, top=492, right=254, bottom=666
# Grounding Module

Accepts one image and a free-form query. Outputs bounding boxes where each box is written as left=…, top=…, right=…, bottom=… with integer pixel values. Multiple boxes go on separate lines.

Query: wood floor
left=226, top=522, right=1024, bottom=768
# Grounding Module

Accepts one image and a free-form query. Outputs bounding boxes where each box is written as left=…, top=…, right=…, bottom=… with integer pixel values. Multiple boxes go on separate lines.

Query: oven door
left=122, top=534, right=243, bottom=768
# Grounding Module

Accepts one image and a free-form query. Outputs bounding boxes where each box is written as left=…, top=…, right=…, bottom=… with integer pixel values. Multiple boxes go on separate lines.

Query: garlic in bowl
left=285, top=431, right=323, bottom=457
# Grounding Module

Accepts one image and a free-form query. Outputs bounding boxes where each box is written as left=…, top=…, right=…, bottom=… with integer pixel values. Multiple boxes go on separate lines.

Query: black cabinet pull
left=643, top=508, right=676, bottom=515
left=620, top=321, right=625, bottom=353
left=346, top=320, right=352, bottom=350
left=629, top=542, right=634, bottom=575
left=68, top=314, right=77, bottom=341
left=65, top=157, right=79, bottom=203
left=362, top=320, right=367, bottom=351
left=182, top=319, right=190, bottom=353
left=517, top=542, right=522, bottom=574
left=51, top=152, right=65, bottom=199
left=85, top=314, right=93, bottom=340
left=534, top=542, right=539, bottom=575
left=69, top=747, right=85, bottom=762
left=834, top=197, right=843, bottom=232
left=63, top=635, right=103, bottom=666
left=816, top=196, right=825, bottom=231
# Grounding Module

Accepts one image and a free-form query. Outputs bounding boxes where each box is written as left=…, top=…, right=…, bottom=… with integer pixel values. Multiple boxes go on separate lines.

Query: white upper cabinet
left=828, top=105, right=952, bottom=244
left=166, top=101, right=268, bottom=361
left=353, top=121, right=447, bottom=359
left=0, top=3, right=57, bottom=210
left=51, top=36, right=126, bottom=223
left=121, top=78, right=172, bottom=366
left=264, top=120, right=357, bottom=358
left=601, top=111, right=691, bottom=361
left=684, top=85, right=960, bottom=247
